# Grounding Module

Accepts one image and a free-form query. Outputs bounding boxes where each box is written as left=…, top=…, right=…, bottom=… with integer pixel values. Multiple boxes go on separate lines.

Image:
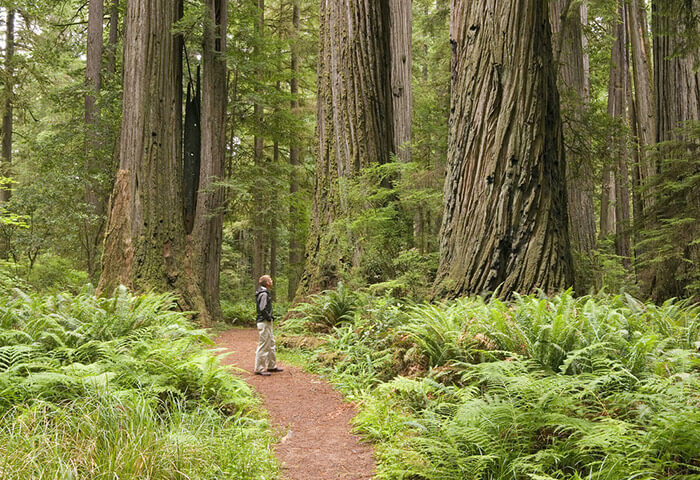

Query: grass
left=280, top=289, right=700, bottom=480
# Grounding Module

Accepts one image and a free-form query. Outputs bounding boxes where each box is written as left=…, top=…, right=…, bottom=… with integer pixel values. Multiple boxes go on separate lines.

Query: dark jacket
left=255, top=286, right=273, bottom=322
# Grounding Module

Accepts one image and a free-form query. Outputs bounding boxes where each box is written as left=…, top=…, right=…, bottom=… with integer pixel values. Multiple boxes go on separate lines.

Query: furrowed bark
left=0, top=9, right=15, bottom=203
left=297, top=0, right=393, bottom=296
left=435, top=0, right=573, bottom=298
left=99, top=0, right=187, bottom=297
left=549, top=0, right=597, bottom=291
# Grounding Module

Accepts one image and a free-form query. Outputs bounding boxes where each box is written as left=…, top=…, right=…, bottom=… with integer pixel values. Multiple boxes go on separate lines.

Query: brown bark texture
left=549, top=0, right=597, bottom=291
left=99, top=0, right=186, bottom=296
left=609, top=4, right=632, bottom=268
left=83, top=0, right=105, bottom=280
left=252, top=0, right=266, bottom=285
left=434, top=0, right=573, bottom=298
left=390, top=0, right=412, bottom=163
left=627, top=0, right=656, bottom=210
left=297, top=0, right=394, bottom=296
left=653, top=1, right=700, bottom=145
left=107, top=0, right=119, bottom=75
left=1, top=9, right=15, bottom=203
left=649, top=0, right=700, bottom=300
left=287, top=1, right=304, bottom=302
left=185, top=0, right=227, bottom=325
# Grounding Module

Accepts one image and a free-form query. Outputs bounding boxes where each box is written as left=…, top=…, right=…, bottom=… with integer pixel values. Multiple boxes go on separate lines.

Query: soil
left=215, top=328, right=376, bottom=480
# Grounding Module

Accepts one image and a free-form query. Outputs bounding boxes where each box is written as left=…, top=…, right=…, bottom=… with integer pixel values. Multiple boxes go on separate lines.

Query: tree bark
left=653, top=1, right=700, bottom=145
left=435, top=0, right=573, bottom=298
left=84, top=0, right=105, bottom=280
left=252, top=0, right=266, bottom=285
left=627, top=0, right=656, bottom=205
left=649, top=0, right=700, bottom=300
left=99, top=0, right=187, bottom=296
left=390, top=0, right=412, bottom=163
left=0, top=9, right=15, bottom=203
left=185, top=0, right=227, bottom=325
left=287, top=0, right=303, bottom=302
left=549, top=0, right=597, bottom=291
left=297, top=0, right=393, bottom=296
left=608, top=4, right=632, bottom=269
left=106, top=0, right=119, bottom=75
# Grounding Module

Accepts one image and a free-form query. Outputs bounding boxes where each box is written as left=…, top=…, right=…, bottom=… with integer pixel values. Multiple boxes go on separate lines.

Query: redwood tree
left=297, top=0, right=394, bottom=295
left=434, top=0, right=573, bottom=297
left=99, top=0, right=228, bottom=324
left=549, top=0, right=597, bottom=290
left=0, top=8, right=15, bottom=203
left=647, top=0, right=700, bottom=300
left=83, top=0, right=105, bottom=279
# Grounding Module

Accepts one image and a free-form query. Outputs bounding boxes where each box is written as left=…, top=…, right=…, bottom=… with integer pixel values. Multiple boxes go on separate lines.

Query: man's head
left=259, top=275, right=273, bottom=289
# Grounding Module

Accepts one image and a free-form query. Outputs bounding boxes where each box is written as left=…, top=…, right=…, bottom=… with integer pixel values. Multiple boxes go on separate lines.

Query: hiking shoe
left=255, top=371, right=271, bottom=376
left=267, top=367, right=284, bottom=372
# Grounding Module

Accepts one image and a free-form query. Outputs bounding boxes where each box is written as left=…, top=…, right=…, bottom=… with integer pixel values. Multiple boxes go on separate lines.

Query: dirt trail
left=215, top=328, right=375, bottom=480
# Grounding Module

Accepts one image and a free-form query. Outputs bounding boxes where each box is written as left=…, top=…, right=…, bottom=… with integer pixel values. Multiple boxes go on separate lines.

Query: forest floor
left=215, top=328, right=376, bottom=480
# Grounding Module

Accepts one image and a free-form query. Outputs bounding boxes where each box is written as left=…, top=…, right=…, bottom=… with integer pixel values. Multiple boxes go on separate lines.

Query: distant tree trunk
left=653, top=1, right=700, bottom=145
left=599, top=167, right=617, bottom=240
left=85, top=0, right=103, bottom=123
left=270, top=139, right=279, bottom=285
left=185, top=0, right=227, bottom=325
left=627, top=0, right=656, bottom=287
left=0, top=9, right=15, bottom=203
left=99, top=0, right=188, bottom=295
left=649, top=0, right=700, bottom=300
left=106, top=0, right=119, bottom=75
left=549, top=0, right=597, bottom=291
left=627, top=0, right=656, bottom=204
left=297, top=0, right=393, bottom=296
left=252, top=0, right=266, bottom=285
left=435, top=0, right=573, bottom=297
left=287, top=0, right=303, bottom=302
left=607, top=4, right=632, bottom=269
left=83, top=0, right=104, bottom=280
left=390, top=0, right=412, bottom=162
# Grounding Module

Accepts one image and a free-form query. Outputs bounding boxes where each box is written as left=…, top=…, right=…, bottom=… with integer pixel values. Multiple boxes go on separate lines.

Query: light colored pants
left=255, top=321, right=277, bottom=373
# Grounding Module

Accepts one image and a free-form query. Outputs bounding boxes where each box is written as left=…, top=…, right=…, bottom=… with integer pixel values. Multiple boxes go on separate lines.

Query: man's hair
left=258, top=275, right=272, bottom=287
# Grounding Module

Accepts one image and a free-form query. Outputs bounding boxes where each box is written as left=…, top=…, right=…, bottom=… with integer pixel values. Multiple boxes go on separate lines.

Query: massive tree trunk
left=99, top=0, right=186, bottom=295
left=297, top=0, right=393, bottom=296
left=549, top=0, right=597, bottom=291
left=287, top=0, right=304, bottom=302
left=0, top=9, right=15, bottom=203
left=100, top=0, right=227, bottom=323
left=390, top=0, right=412, bottom=163
left=653, top=1, right=700, bottom=146
left=434, top=0, right=573, bottom=298
left=186, top=0, right=227, bottom=325
left=649, top=0, right=700, bottom=300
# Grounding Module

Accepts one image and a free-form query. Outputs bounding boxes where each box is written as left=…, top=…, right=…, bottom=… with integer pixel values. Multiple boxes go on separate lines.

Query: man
left=254, top=275, right=284, bottom=376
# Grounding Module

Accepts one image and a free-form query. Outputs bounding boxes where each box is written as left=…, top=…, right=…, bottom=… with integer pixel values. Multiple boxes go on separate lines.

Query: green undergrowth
left=0, top=285, right=278, bottom=479
left=279, top=289, right=700, bottom=480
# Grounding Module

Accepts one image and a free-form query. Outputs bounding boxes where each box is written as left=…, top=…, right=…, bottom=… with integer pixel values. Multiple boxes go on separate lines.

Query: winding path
left=215, top=328, right=375, bottom=480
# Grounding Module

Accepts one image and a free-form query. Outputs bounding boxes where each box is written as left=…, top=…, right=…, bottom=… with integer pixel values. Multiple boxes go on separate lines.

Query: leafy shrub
left=24, top=255, right=89, bottom=293
left=221, top=299, right=256, bottom=324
